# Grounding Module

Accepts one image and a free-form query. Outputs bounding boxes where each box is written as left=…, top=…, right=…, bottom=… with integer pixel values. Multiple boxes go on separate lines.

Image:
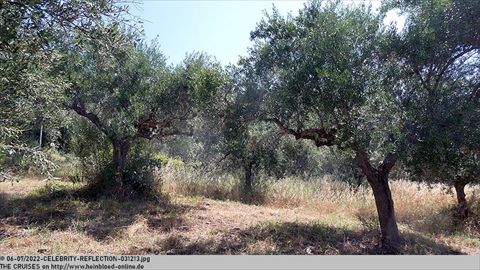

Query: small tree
left=208, top=66, right=282, bottom=192
left=223, top=122, right=281, bottom=192
left=62, top=28, right=223, bottom=191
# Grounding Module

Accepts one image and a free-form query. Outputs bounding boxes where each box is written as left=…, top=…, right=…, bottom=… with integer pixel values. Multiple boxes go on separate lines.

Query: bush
left=123, top=155, right=163, bottom=198
left=68, top=118, right=111, bottom=183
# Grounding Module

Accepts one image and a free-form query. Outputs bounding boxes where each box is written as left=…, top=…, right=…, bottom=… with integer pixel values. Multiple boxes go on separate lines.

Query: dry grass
left=1, top=170, right=479, bottom=255
left=161, top=166, right=244, bottom=202
left=162, top=165, right=479, bottom=234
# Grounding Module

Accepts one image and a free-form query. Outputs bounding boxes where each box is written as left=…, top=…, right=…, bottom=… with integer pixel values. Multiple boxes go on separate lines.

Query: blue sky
left=129, top=0, right=400, bottom=66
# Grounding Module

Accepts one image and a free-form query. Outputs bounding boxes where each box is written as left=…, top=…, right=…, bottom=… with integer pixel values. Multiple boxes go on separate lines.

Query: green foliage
left=61, top=27, right=224, bottom=141
left=123, top=154, right=163, bottom=197
left=59, top=26, right=225, bottom=189
left=153, top=153, right=185, bottom=168
left=384, top=0, right=480, bottom=186
left=184, top=53, right=226, bottom=112
left=244, top=0, right=401, bottom=165
left=68, top=117, right=111, bottom=182
left=0, top=0, right=126, bottom=176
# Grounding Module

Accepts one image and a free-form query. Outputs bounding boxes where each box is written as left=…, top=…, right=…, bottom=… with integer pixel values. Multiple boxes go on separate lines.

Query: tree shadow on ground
left=233, top=222, right=465, bottom=255
left=406, top=202, right=480, bottom=239
left=178, top=186, right=267, bottom=206
left=130, top=221, right=464, bottom=255
left=0, top=184, right=192, bottom=242
left=0, top=183, right=468, bottom=255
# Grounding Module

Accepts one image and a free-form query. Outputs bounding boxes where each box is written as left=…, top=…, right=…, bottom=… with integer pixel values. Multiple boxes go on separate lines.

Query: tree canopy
left=241, top=0, right=409, bottom=249
left=61, top=27, right=224, bottom=188
left=383, top=0, right=480, bottom=219
left=0, top=0, right=126, bottom=177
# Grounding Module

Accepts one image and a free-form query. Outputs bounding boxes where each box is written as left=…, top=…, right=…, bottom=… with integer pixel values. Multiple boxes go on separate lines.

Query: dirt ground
left=0, top=178, right=478, bottom=255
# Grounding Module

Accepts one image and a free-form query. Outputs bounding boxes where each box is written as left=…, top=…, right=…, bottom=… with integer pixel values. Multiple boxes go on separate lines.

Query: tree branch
left=433, top=48, right=475, bottom=90
left=355, top=150, right=396, bottom=183
left=379, top=152, right=396, bottom=176
left=133, top=109, right=196, bottom=140
left=134, top=121, right=193, bottom=140
left=265, top=118, right=336, bottom=147
left=413, top=68, right=433, bottom=94
left=69, top=97, right=107, bottom=135
left=355, top=150, right=376, bottom=182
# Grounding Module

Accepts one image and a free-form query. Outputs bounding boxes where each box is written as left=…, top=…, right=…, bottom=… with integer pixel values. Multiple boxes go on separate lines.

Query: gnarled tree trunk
left=112, top=139, right=131, bottom=188
left=454, top=180, right=469, bottom=220
left=268, top=118, right=401, bottom=250
left=355, top=151, right=401, bottom=251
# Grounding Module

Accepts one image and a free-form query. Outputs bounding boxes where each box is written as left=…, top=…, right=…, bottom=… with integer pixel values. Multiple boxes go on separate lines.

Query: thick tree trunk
left=355, top=151, right=401, bottom=251
left=369, top=173, right=401, bottom=249
left=112, top=139, right=130, bottom=188
left=454, top=181, right=469, bottom=220
left=244, top=162, right=253, bottom=191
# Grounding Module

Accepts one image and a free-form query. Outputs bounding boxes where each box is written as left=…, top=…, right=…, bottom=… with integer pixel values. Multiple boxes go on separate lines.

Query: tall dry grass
left=160, top=164, right=480, bottom=236
left=161, top=164, right=243, bottom=201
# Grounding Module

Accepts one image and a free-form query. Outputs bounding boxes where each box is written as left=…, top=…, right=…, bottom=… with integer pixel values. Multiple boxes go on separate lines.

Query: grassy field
left=0, top=173, right=479, bottom=255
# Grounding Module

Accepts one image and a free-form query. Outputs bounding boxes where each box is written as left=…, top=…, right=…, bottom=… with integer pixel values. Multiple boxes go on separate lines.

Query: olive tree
left=244, top=1, right=404, bottom=249
left=0, top=0, right=127, bottom=177
left=0, top=0, right=126, bottom=135
left=61, top=28, right=224, bottom=190
left=222, top=121, right=282, bottom=192
left=384, top=0, right=480, bottom=219
left=217, top=66, right=277, bottom=191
